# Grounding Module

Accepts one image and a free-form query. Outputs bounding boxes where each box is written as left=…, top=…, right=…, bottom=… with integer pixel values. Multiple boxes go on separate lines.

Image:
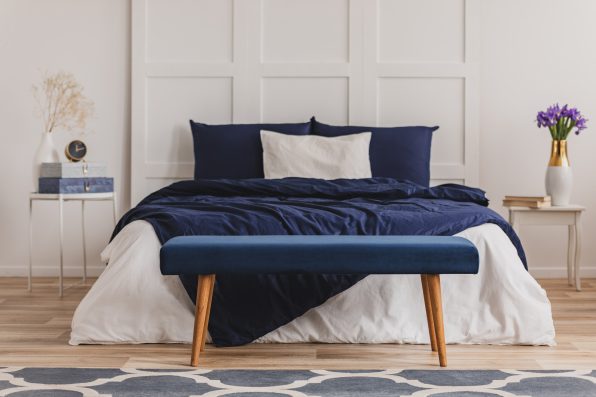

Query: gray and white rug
left=1, top=367, right=595, bottom=396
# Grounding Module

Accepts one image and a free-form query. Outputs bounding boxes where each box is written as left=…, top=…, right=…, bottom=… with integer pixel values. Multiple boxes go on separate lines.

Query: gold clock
left=65, top=140, right=87, bottom=162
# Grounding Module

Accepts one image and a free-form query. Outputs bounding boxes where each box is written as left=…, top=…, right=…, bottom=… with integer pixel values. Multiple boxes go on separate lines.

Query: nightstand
left=508, top=205, right=585, bottom=291
left=28, top=192, right=117, bottom=296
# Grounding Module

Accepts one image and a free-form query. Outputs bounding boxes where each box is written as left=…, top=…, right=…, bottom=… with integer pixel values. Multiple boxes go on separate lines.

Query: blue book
left=38, top=177, right=114, bottom=194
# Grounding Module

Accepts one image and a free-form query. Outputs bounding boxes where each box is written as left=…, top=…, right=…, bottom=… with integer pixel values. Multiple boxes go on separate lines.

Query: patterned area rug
left=1, top=367, right=595, bottom=396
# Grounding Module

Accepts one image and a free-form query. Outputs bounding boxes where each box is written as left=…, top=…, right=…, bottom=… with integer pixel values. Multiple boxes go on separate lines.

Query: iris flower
left=536, top=103, right=587, bottom=139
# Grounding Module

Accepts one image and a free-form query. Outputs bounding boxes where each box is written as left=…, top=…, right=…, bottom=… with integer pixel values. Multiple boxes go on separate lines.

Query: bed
left=70, top=119, right=555, bottom=347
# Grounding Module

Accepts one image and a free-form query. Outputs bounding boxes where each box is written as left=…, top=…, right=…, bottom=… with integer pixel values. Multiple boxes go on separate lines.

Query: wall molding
left=131, top=0, right=480, bottom=204
left=0, top=265, right=106, bottom=278
left=528, top=266, right=596, bottom=279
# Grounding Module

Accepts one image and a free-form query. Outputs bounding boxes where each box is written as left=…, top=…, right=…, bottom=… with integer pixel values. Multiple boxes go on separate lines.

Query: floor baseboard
left=0, top=265, right=105, bottom=277
left=529, top=266, right=596, bottom=278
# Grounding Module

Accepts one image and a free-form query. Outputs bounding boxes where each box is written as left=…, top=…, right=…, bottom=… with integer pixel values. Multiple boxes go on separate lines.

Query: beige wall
left=0, top=0, right=130, bottom=276
left=479, top=0, right=596, bottom=276
left=0, top=0, right=595, bottom=277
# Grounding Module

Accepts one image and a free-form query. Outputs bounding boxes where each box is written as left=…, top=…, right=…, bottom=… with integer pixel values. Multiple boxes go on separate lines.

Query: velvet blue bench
left=160, top=235, right=479, bottom=367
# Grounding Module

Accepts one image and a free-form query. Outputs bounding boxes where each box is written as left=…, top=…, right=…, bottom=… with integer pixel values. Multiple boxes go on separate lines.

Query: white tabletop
left=506, top=204, right=585, bottom=212
left=30, top=192, right=115, bottom=200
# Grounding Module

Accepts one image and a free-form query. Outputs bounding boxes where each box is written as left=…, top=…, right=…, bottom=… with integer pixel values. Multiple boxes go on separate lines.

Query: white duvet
left=70, top=220, right=555, bottom=346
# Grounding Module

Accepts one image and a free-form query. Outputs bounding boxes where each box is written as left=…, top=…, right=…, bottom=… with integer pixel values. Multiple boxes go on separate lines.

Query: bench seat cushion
left=160, top=235, right=479, bottom=275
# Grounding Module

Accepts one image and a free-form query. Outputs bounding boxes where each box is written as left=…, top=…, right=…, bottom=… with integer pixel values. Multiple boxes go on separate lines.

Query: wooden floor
left=0, top=277, right=595, bottom=369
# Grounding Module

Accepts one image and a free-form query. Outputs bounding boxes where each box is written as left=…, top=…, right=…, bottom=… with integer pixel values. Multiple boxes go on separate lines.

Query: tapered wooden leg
left=200, top=275, right=216, bottom=352
left=191, top=274, right=215, bottom=367
left=427, top=274, right=447, bottom=367
left=421, top=275, right=437, bottom=352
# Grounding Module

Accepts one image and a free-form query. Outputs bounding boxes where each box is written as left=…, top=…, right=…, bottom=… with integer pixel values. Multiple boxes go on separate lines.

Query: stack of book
left=38, top=162, right=113, bottom=194
left=502, top=195, right=551, bottom=209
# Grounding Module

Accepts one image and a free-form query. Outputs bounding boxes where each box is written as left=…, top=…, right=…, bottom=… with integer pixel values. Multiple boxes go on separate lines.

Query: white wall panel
left=262, top=0, right=349, bottom=63
left=146, top=0, right=233, bottom=62
left=377, top=77, right=465, bottom=164
left=146, top=77, right=233, bottom=164
left=262, top=77, right=348, bottom=124
left=378, top=0, right=465, bottom=63
left=132, top=0, right=479, bottom=204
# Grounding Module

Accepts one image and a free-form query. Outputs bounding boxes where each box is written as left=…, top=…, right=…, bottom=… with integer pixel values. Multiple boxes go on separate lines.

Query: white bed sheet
left=70, top=220, right=555, bottom=346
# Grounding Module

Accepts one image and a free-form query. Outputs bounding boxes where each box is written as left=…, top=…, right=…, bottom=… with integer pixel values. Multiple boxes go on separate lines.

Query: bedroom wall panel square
left=377, top=77, right=465, bottom=166
left=378, top=0, right=465, bottom=63
left=146, top=0, right=233, bottom=62
left=146, top=77, right=233, bottom=164
left=261, top=0, right=349, bottom=63
left=261, top=77, right=348, bottom=125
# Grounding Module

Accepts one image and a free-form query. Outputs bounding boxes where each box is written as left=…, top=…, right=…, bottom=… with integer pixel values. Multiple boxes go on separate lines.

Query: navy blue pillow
left=312, top=118, right=438, bottom=186
left=190, top=120, right=311, bottom=179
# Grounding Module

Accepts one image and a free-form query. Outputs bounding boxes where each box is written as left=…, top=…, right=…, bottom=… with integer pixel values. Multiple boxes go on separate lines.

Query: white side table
left=28, top=192, right=117, bottom=296
left=508, top=205, right=585, bottom=291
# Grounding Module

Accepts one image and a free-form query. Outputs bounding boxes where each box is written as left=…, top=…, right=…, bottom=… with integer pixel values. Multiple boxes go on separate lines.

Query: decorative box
left=38, top=177, right=114, bottom=194
left=40, top=162, right=107, bottom=178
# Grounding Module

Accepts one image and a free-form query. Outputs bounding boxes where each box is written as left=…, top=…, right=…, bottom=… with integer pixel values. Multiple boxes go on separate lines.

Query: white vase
left=546, top=166, right=572, bottom=206
left=545, top=140, right=572, bottom=206
left=32, top=132, right=60, bottom=191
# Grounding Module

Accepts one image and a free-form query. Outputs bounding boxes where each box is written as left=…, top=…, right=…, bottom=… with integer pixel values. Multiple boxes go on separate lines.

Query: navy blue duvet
left=112, top=178, right=526, bottom=347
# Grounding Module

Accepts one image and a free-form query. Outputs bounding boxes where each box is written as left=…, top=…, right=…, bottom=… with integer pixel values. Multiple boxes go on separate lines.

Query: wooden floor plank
left=0, top=277, right=595, bottom=369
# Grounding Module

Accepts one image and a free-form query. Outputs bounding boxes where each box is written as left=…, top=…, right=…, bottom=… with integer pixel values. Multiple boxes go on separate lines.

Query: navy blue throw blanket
left=111, top=178, right=526, bottom=347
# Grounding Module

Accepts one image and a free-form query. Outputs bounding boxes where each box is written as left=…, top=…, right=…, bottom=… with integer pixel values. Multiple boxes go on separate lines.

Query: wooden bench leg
left=420, top=275, right=438, bottom=352
left=200, top=275, right=216, bottom=352
left=191, top=274, right=215, bottom=367
left=426, top=274, right=447, bottom=367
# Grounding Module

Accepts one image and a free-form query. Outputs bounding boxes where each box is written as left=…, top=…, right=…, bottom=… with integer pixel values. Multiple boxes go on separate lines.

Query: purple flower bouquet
left=537, top=104, right=587, bottom=140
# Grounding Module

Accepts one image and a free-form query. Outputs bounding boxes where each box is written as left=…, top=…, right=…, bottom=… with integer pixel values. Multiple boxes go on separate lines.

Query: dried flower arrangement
left=32, top=71, right=94, bottom=133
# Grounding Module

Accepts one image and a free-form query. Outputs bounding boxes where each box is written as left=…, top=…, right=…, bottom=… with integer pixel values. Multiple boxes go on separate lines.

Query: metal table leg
left=112, top=193, right=118, bottom=225
left=81, top=200, right=87, bottom=284
left=58, top=196, right=64, bottom=297
left=28, top=198, right=33, bottom=291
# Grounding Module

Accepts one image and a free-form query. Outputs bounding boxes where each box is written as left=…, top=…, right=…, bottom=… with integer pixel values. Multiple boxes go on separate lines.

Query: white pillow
left=260, top=130, right=372, bottom=179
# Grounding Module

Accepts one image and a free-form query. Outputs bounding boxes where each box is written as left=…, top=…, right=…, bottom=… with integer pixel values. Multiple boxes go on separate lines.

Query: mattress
left=70, top=220, right=555, bottom=346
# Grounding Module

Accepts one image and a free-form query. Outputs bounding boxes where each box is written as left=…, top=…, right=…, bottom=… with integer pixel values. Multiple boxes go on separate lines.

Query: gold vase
left=548, top=139, right=570, bottom=167
left=546, top=139, right=572, bottom=206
